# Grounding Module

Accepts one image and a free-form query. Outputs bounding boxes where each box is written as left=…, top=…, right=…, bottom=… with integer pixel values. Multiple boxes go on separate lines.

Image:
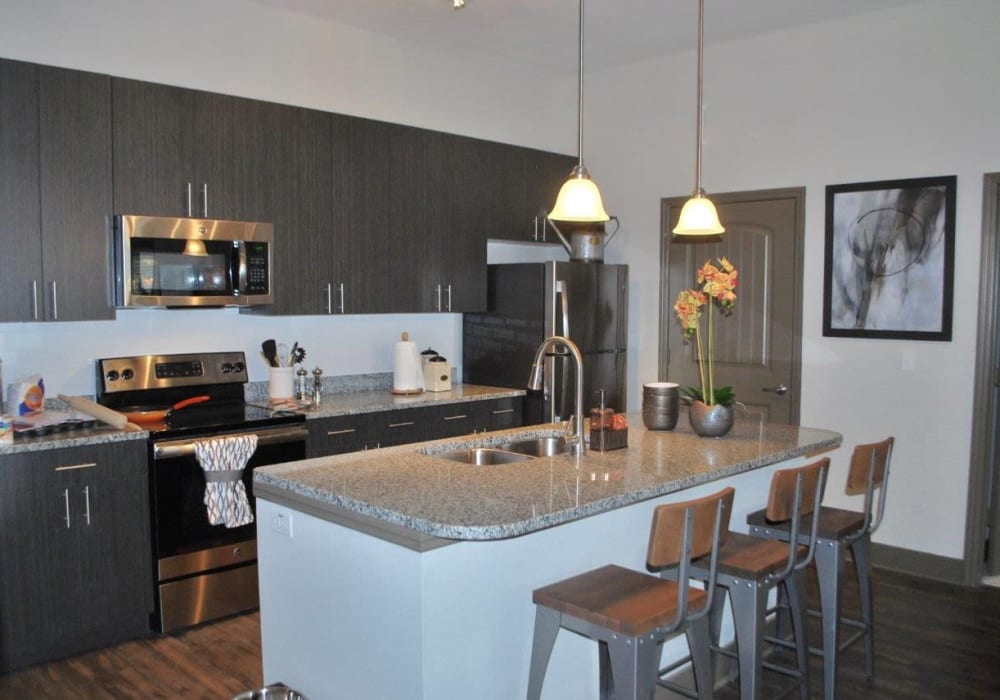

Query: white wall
left=0, top=0, right=576, bottom=395
left=2, top=0, right=997, bottom=562
left=589, top=0, right=1000, bottom=559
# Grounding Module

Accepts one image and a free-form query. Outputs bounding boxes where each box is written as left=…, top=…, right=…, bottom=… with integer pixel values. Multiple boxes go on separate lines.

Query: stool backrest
left=844, top=436, right=894, bottom=537
left=647, top=486, right=735, bottom=569
left=646, top=486, right=734, bottom=627
left=765, top=458, right=830, bottom=579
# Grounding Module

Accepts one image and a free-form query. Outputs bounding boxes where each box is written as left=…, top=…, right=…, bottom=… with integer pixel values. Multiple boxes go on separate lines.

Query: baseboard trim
left=872, top=542, right=965, bottom=584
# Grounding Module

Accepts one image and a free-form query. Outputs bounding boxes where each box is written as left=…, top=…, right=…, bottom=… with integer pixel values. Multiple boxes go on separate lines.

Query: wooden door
left=660, top=188, right=805, bottom=424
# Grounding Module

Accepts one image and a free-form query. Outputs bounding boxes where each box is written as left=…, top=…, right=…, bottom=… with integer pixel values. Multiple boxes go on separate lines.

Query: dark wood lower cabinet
left=307, top=397, right=523, bottom=458
left=0, top=441, right=152, bottom=673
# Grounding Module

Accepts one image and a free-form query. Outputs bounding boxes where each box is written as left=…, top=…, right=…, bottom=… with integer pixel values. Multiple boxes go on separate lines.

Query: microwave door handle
left=232, top=242, right=244, bottom=294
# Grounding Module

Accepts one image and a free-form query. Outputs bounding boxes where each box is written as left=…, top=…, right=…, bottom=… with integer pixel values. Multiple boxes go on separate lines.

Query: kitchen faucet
left=527, top=335, right=586, bottom=456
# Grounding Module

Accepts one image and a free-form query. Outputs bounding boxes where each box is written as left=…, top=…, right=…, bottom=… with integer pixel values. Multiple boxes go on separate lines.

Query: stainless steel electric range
left=95, top=351, right=307, bottom=633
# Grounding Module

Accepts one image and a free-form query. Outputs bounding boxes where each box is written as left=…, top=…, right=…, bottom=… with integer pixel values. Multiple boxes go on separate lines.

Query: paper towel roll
left=392, top=332, right=425, bottom=394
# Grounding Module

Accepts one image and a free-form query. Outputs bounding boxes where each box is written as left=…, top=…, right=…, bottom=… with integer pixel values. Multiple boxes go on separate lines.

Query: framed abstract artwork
left=823, top=175, right=956, bottom=341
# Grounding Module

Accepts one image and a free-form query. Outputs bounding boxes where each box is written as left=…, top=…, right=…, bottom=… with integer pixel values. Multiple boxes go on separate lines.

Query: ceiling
left=248, top=0, right=925, bottom=75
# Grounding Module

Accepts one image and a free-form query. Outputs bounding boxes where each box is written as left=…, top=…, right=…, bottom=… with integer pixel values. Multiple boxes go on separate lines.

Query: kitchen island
left=254, top=416, right=841, bottom=700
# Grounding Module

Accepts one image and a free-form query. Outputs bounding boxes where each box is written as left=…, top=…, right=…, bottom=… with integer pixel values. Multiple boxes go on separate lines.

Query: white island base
left=256, top=458, right=801, bottom=700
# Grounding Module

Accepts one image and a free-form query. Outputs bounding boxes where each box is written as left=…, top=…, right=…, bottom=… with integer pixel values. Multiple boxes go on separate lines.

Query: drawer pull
left=326, top=428, right=357, bottom=436
left=388, top=421, right=415, bottom=428
left=55, top=461, right=98, bottom=472
left=493, top=408, right=515, bottom=415
left=443, top=414, right=468, bottom=421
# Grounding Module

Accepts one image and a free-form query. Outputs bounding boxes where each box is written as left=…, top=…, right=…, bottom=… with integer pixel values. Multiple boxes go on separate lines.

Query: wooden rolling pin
left=57, top=394, right=144, bottom=432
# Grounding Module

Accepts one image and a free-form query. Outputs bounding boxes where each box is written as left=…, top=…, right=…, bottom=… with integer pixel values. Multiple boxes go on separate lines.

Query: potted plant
left=673, top=257, right=738, bottom=436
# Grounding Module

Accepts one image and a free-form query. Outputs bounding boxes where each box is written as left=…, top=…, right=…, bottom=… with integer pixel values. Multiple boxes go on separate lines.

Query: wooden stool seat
left=747, top=505, right=865, bottom=541
left=533, top=564, right=708, bottom=638
left=706, top=531, right=810, bottom=579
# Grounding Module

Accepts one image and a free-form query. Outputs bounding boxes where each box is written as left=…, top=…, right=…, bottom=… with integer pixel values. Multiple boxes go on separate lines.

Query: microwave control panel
left=245, top=241, right=270, bottom=295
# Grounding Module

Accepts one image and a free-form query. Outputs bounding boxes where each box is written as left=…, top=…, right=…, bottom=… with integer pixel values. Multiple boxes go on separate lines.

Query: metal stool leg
left=685, top=615, right=715, bottom=700
left=784, top=570, right=811, bottom=700
left=852, top=535, right=875, bottom=682
left=728, top=581, right=767, bottom=700
left=814, top=538, right=845, bottom=700
left=527, top=606, right=561, bottom=700
left=606, top=634, right=659, bottom=700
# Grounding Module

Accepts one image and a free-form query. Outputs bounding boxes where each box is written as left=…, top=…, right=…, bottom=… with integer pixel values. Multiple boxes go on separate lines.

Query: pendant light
left=548, top=0, right=610, bottom=223
left=673, top=0, right=725, bottom=236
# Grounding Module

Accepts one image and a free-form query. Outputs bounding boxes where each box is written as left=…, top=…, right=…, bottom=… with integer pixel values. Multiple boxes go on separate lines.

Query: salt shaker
left=312, top=366, right=323, bottom=406
left=296, top=367, right=309, bottom=402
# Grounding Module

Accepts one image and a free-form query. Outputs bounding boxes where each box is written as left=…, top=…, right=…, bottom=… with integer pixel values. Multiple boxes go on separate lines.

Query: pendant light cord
left=694, top=0, right=705, bottom=195
left=576, top=0, right=585, bottom=172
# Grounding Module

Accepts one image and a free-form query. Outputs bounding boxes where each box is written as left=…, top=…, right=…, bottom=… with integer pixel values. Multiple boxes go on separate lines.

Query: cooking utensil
left=277, top=343, right=289, bottom=367
left=291, top=346, right=306, bottom=366
left=288, top=341, right=298, bottom=367
left=262, top=339, right=279, bottom=367
left=117, top=395, right=211, bottom=424
left=57, top=394, right=144, bottom=432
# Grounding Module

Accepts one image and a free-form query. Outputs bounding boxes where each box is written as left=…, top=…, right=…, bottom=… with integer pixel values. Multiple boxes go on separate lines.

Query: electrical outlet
left=271, top=511, right=293, bottom=538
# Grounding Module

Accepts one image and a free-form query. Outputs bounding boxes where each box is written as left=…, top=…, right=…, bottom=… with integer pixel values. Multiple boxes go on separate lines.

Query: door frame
left=658, top=187, right=806, bottom=424
left=965, top=172, right=1000, bottom=584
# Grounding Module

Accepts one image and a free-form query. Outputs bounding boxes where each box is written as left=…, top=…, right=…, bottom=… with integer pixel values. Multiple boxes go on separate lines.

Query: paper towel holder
left=391, top=331, right=425, bottom=396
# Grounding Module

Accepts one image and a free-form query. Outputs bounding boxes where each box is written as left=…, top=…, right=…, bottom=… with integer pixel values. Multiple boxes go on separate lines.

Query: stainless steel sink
left=499, top=436, right=568, bottom=457
left=436, top=447, right=533, bottom=465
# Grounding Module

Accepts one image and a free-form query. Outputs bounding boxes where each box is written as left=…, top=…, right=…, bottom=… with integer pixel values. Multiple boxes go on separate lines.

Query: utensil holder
left=268, top=367, right=295, bottom=400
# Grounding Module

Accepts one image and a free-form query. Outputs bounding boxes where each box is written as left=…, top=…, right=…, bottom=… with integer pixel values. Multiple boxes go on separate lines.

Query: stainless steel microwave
left=111, top=215, right=274, bottom=308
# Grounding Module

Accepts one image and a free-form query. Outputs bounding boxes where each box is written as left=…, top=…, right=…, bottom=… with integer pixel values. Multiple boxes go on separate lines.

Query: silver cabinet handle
left=186, top=182, right=193, bottom=217
left=31, top=280, right=39, bottom=320
left=388, top=421, right=414, bottom=428
left=201, top=183, right=209, bottom=218
left=63, top=488, right=71, bottom=529
left=83, top=485, right=91, bottom=526
left=493, top=408, right=514, bottom=415
left=443, top=414, right=468, bottom=421
left=326, top=428, right=357, bottom=436
left=762, top=384, right=789, bottom=395
left=435, top=284, right=442, bottom=312
left=337, top=282, right=345, bottom=313
left=49, top=281, right=58, bottom=320
left=325, top=282, right=333, bottom=314
left=54, top=461, right=97, bottom=472
left=446, top=284, right=452, bottom=312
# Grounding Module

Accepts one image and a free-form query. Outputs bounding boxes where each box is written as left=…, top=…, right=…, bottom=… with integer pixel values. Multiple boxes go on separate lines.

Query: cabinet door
left=247, top=103, right=333, bottom=315
left=375, top=407, right=434, bottom=447
left=0, top=59, right=43, bottom=322
left=329, top=115, right=394, bottom=314
left=499, top=145, right=576, bottom=241
left=112, top=78, right=194, bottom=216
left=0, top=441, right=152, bottom=672
left=477, top=397, right=524, bottom=431
left=37, top=65, right=114, bottom=321
left=428, top=402, right=478, bottom=438
left=308, top=413, right=378, bottom=457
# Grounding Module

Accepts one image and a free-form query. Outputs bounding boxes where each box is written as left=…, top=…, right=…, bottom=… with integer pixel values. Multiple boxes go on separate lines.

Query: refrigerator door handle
left=555, top=279, right=570, bottom=341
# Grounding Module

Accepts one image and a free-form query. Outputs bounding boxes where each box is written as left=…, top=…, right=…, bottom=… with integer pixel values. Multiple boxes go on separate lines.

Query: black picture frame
left=822, top=175, right=956, bottom=341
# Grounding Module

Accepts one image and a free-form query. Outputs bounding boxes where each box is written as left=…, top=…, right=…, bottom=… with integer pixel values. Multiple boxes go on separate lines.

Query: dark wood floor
left=2, top=567, right=999, bottom=699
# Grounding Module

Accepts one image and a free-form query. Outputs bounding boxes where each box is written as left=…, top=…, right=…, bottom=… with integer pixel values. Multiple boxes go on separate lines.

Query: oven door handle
left=152, top=425, right=308, bottom=460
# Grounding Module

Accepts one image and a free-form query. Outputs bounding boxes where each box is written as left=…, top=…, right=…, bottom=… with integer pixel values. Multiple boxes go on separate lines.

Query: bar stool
left=679, top=458, right=829, bottom=700
left=746, top=437, right=894, bottom=700
left=527, top=486, right=734, bottom=700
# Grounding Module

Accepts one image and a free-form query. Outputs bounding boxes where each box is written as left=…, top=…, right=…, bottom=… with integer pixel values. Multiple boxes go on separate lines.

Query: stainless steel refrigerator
left=463, top=261, right=628, bottom=425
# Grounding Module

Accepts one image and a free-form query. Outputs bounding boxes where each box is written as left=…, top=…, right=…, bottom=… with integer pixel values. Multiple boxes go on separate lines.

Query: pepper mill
left=312, top=366, right=323, bottom=406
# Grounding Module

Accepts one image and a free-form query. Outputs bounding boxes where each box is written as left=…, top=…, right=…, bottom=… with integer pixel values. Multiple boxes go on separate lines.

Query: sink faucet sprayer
left=527, top=335, right=586, bottom=456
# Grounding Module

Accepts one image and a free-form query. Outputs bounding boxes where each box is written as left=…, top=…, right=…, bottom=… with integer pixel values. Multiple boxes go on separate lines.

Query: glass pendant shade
left=183, top=239, right=208, bottom=256
left=549, top=166, right=610, bottom=222
left=673, top=190, right=724, bottom=235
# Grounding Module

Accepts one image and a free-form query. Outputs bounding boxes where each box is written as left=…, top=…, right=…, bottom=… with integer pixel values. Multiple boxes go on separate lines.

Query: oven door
left=149, top=424, right=306, bottom=632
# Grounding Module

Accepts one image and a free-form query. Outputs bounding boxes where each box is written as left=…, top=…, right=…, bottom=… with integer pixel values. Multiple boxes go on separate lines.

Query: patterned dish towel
left=194, top=434, right=259, bottom=528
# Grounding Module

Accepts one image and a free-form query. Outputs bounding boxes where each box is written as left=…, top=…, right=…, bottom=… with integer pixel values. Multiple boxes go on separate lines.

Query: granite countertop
left=259, top=383, right=525, bottom=419
left=254, top=415, right=842, bottom=542
left=0, top=384, right=523, bottom=455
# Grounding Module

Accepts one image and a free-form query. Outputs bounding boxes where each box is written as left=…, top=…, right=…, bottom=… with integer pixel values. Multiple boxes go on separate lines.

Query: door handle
left=762, top=384, right=789, bottom=395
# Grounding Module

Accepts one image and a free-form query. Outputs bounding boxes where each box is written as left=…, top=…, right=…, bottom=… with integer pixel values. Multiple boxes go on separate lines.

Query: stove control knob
left=233, top=546, right=243, bottom=559
left=106, top=370, right=119, bottom=382
left=221, top=362, right=233, bottom=374
left=233, top=361, right=245, bottom=373
left=121, top=369, right=134, bottom=381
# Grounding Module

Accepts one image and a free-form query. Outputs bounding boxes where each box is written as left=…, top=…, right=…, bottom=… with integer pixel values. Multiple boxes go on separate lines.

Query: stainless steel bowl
left=231, top=685, right=307, bottom=700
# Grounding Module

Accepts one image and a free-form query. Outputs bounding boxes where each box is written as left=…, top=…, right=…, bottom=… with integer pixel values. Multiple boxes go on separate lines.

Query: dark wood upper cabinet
left=0, top=59, right=113, bottom=322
